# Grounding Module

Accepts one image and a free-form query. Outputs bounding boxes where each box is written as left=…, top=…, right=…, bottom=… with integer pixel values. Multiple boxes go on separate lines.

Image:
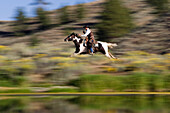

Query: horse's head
left=64, top=32, right=76, bottom=42
left=64, top=32, right=82, bottom=43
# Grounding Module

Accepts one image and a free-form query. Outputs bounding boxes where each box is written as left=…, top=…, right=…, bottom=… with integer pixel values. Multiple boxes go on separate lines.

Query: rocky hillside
left=116, top=0, right=170, bottom=55
left=0, top=0, right=169, bottom=54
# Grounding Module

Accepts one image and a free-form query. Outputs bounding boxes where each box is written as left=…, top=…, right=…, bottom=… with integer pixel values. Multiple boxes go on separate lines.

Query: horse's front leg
left=70, top=44, right=85, bottom=57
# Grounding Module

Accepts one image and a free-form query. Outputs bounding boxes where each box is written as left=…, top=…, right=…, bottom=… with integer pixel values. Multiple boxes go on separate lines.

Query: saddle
left=84, top=41, right=99, bottom=54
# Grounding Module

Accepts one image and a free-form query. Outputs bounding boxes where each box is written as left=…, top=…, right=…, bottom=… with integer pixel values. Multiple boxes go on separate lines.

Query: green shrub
left=162, top=74, right=170, bottom=91
left=0, top=76, right=26, bottom=87
left=0, top=59, right=35, bottom=87
left=77, top=73, right=166, bottom=92
left=0, top=81, right=16, bottom=87
left=0, top=89, right=32, bottom=93
left=29, top=35, right=42, bottom=46
left=11, top=76, right=26, bottom=86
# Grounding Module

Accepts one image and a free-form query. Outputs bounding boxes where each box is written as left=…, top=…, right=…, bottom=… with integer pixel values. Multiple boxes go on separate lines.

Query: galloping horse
left=64, top=33, right=117, bottom=59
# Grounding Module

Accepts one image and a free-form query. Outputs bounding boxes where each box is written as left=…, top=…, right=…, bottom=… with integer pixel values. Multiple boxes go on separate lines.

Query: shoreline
left=1, top=92, right=170, bottom=96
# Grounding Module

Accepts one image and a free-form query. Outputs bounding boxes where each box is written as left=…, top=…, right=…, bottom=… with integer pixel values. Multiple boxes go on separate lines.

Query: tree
left=146, top=0, right=169, bottom=13
left=29, top=35, right=41, bottom=46
left=30, top=0, right=51, bottom=6
left=96, top=0, right=134, bottom=41
left=13, top=8, right=28, bottom=36
left=76, top=4, right=85, bottom=21
left=36, top=7, right=51, bottom=29
left=59, top=6, right=70, bottom=24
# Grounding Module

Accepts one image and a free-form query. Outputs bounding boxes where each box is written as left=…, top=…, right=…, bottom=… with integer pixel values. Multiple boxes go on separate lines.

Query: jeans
left=90, top=47, right=93, bottom=53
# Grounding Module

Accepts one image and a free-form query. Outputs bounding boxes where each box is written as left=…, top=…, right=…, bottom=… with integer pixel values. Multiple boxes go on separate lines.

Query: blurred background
left=0, top=0, right=169, bottom=93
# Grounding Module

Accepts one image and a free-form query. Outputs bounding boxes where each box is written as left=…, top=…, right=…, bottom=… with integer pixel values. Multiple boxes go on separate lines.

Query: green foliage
left=77, top=73, right=168, bottom=92
left=59, top=6, right=70, bottom=24
left=0, top=41, right=169, bottom=89
left=36, top=7, right=51, bottom=29
left=96, top=0, right=134, bottom=41
left=0, top=56, right=35, bottom=87
left=13, top=8, right=28, bottom=36
left=29, top=35, right=42, bottom=46
left=0, top=74, right=26, bottom=87
left=0, top=89, right=32, bottom=93
left=146, top=0, right=170, bottom=13
left=162, top=74, right=170, bottom=91
left=76, top=4, right=85, bottom=20
left=11, top=76, right=27, bottom=86
left=0, top=67, right=26, bottom=86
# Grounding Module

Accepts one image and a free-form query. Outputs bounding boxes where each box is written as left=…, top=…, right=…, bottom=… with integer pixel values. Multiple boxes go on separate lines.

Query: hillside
left=0, top=0, right=169, bottom=55
left=116, top=0, right=170, bottom=54
left=0, top=0, right=104, bottom=46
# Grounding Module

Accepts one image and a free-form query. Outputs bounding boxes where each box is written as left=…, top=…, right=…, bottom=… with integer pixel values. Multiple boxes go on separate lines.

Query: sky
left=0, top=0, right=96, bottom=21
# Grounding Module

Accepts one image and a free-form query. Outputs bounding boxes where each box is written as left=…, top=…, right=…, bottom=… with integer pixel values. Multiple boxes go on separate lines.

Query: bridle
left=65, top=33, right=82, bottom=43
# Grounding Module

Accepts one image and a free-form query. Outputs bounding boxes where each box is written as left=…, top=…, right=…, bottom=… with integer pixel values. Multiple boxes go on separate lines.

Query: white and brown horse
left=64, top=33, right=117, bottom=59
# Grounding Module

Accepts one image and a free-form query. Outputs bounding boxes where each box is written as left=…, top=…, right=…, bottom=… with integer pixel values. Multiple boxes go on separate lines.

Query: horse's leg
left=71, top=53, right=79, bottom=57
left=71, top=44, right=85, bottom=57
left=70, top=53, right=75, bottom=57
left=101, top=43, right=112, bottom=59
left=104, top=53, right=112, bottom=59
left=101, top=43, right=115, bottom=59
left=109, top=52, right=117, bottom=59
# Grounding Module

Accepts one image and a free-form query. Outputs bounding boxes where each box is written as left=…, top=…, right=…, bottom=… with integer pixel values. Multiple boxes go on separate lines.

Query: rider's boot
left=90, top=47, right=93, bottom=55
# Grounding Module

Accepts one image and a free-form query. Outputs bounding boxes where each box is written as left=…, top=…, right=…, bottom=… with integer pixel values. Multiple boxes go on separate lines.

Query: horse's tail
left=107, top=43, right=118, bottom=48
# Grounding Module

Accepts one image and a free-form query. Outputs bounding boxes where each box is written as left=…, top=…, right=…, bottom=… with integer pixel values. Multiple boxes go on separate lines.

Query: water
left=0, top=95, right=170, bottom=113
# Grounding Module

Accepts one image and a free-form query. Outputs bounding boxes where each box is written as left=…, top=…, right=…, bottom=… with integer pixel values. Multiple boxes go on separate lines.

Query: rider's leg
left=84, top=38, right=88, bottom=47
left=83, top=39, right=86, bottom=47
left=90, top=47, right=93, bottom=53
left=89, top=39, right=93, bottom=54
left=92, top=36, right=98, bottom=47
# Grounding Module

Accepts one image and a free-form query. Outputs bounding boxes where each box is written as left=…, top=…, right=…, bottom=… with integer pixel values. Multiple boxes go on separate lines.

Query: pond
left=0, top=95, right=170, bottom=113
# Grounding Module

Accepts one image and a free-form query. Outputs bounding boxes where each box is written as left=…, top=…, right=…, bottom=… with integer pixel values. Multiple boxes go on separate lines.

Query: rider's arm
left=81, top=28, right=91, bottom=37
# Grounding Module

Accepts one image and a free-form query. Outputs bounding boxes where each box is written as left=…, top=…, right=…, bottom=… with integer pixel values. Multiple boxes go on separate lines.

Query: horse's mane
left=76, top=34, right=82, bottom=39
left=71, top=32, right=82, bottom=39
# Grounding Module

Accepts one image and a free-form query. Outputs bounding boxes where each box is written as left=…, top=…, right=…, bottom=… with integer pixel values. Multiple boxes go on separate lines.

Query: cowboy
left=80, top=25, right=97, bottom=54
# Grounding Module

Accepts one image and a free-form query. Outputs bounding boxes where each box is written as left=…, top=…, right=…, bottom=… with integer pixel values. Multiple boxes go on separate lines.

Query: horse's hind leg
left=109, top=52, right=117, bottom=59
left=105, top=53, right=112, bottom=59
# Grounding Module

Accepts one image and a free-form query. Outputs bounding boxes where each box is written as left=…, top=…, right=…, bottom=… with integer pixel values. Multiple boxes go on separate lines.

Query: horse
left=64, top=32, right=117, bottom=59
